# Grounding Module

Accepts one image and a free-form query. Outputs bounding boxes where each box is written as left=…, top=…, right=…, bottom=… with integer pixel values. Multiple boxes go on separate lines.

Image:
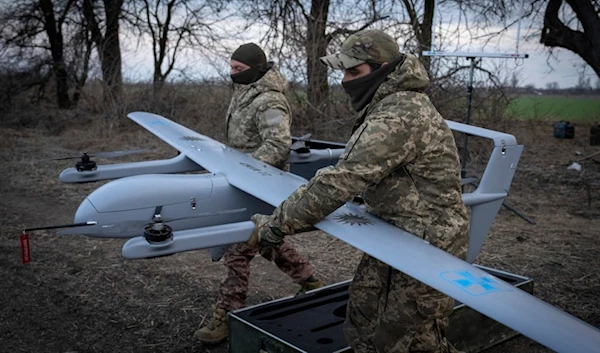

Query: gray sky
left=118, top=8, right=597, bottom=89
left=121, top=36, right=593, bottom=89
left=1, top=0, right=595, bottom=89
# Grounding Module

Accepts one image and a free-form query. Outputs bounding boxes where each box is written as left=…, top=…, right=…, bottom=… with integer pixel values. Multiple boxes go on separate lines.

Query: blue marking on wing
left=440, top=270, right=514, bottom=296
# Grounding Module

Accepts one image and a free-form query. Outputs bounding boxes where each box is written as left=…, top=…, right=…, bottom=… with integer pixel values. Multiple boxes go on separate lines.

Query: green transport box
left=228, top=264, right=533, bottom=353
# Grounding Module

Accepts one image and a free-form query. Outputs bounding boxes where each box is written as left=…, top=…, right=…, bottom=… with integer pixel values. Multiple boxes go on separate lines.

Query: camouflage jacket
left=226, top=63, right=292, bottom=169
left=270, top=54, right=469, bottom=257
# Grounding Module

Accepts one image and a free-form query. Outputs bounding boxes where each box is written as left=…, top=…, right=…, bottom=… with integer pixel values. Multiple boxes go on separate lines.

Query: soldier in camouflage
left=194, top=43, right=324, bottom=345
left=226, top=43, right=291, bottom=170
left=248, top=30, right=469, bottom=353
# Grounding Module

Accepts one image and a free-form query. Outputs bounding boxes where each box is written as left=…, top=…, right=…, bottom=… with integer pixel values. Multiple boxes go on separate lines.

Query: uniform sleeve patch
left=264, top=109, right=284, bottom=126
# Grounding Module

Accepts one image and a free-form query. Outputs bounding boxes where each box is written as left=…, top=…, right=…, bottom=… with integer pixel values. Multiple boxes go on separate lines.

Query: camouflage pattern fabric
left=216, top=242, right=314, bottom=311
left=226, top=63, right=292, bottom=169
left=320, top=29, right=400, bottom=70
left=268, top=53, right=469, bottom=352
left=344, top=253, right=461, bottom=353
left=217, top=63, right=314, bottom=312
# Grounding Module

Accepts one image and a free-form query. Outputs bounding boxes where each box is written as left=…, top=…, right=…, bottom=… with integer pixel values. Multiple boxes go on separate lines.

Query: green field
left=506, top=95, right=600, bottom=122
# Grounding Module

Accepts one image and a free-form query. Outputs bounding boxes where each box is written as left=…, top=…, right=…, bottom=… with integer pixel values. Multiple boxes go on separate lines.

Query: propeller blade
left=299, top=133, right=312, bottom=140
left=36, top=155, right=84, bottom=161
left=32, top=149, right=150, bottom=162
left=89, top=149, right=150, bottom=158
left=291, top=133, right=312, bottom=151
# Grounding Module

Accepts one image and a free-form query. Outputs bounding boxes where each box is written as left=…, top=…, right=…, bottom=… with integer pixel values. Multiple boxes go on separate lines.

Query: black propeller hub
left=75, top=153, right=97, bottom=172
left=143, top=222, right=173, bottom=243
left=291, top=133, right=312, bottom=154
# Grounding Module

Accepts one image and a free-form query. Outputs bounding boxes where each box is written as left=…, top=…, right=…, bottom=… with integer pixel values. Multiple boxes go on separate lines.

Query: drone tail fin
left=463, top=143, right=524, bottom=263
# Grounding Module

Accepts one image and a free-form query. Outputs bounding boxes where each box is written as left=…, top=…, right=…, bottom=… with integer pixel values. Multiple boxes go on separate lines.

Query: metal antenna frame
left=423, top=0, right=533, bottom=223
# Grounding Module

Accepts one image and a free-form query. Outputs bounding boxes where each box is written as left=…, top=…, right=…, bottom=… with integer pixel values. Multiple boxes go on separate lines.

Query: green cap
left=320, top=29, right=400, bottom=70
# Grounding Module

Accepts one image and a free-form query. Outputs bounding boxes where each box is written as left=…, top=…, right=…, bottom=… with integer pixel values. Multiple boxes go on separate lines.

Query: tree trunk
left=541, top=0, right=600, bottom=78
left=83, top=0, right=123, bottom=109
left=73, top=35, right=93, bottom=105
left=39, top=0, right=71, bottom=109
left=73, top=27, right=94, bottom=106
left=101, top=0, right=124, bottom=106
left=306, top=0, right=330, bottom=123
left=153, top=75, right=165, bottom=100
left=402, top=0, right=434, bottom=75
left=419, top=0, right=435, bottom=74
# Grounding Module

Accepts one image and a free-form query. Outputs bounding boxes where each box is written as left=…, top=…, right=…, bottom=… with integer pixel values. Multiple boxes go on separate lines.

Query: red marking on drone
left=20, top=233, right=31, bottom=264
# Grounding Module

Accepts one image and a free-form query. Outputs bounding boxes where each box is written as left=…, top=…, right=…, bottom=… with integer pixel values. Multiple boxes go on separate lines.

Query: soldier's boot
left=297, top=275, right=325, bottom=294
left=194, top=305, right=228, bottom=344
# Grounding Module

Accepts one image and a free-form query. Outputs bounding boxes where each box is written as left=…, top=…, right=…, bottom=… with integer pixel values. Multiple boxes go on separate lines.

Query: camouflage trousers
left=344, top=253, right=459, bottom=353
left=216, top=241, right=314, bottom=312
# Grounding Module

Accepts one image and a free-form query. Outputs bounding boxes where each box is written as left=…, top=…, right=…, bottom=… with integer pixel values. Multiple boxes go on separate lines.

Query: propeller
left=34, top=149, right=150, bottom=162
left=56, top=208, right=247, bottom=238
left=291, top=133, right=312, bottom=153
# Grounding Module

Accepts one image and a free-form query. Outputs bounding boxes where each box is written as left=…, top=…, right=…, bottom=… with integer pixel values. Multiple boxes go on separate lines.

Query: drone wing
left=128, top=112, right=600, bottom=353
left=129, top=111, right=307, bottom=206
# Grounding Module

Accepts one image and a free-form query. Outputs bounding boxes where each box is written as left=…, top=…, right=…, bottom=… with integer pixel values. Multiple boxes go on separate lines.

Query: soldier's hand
left=248, top=213, right=285, bottom=248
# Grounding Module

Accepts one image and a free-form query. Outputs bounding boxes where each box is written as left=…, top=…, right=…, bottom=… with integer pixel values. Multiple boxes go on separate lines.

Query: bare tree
left=306, top=0, right=330, bottom=119
left=83, top=0, right=124, bottom=107
left=127, top=0, right=228, bottom=97
left=455, top=0, right=600, bottom=78
left=65, top=11, right=94, bottom=105
left=0, top=0, right=82, bottom=108
left=541, top=0, right=600, bottom=77
left=39, top=0, right=75, bottom=108
left=401, top=0, right=435, bottom=73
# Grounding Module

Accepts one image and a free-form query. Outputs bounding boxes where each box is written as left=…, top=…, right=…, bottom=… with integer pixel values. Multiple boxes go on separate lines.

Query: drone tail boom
left=121, top=221, right=255, bottom=259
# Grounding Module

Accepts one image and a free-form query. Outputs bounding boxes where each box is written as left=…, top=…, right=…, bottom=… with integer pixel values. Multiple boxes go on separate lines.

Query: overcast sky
left=120, top=35, right=595, bottom=90
left=118, top=10, right=598, bottom=89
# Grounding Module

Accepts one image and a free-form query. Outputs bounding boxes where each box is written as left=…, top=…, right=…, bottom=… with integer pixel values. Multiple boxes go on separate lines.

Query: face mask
left=230, top=66, right=263, bottom=85
left=341, top=55, right=405, bottom=112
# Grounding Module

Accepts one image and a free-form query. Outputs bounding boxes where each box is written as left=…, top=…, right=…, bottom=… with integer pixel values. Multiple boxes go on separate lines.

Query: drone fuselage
left=71, top=173, right=275, bottom=238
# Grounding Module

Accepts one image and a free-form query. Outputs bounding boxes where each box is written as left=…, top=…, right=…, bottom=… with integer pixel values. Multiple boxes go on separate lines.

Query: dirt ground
left=1, top=116, right=599, bottom=353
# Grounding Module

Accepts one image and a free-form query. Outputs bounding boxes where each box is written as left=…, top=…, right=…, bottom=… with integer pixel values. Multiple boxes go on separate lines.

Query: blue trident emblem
left=439, top=270, right=514, bottom=296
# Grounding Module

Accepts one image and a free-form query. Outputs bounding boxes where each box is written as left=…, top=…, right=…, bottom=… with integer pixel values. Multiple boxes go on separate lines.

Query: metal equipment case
left=228, top=265, right=533, bottom=353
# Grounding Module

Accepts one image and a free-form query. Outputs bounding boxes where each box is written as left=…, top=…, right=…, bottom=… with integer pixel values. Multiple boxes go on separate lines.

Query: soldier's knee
left=344, top=320, right=377, bottom=353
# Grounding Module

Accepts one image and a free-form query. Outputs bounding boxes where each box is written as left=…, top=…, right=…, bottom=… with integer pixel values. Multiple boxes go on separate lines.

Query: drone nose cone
left=73, top=198, right=100, bottom=223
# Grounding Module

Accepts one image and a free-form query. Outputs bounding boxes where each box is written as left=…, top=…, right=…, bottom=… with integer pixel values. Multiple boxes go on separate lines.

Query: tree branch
left=541, top=0, right=600, bottom=77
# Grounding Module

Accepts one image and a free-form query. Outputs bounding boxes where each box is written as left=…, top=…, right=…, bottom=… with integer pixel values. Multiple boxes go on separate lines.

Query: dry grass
left=1, top=85, right=599, bottom=353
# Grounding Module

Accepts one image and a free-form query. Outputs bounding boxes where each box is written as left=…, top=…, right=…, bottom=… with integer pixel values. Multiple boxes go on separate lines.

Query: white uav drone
left=32, top=112, right=600, bottom=353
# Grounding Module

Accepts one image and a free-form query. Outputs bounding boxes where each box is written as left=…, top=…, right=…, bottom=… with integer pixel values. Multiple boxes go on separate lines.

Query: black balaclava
left=230, top=43, right=268, bottom=85
left=342, top=54, right=406, bottom=112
